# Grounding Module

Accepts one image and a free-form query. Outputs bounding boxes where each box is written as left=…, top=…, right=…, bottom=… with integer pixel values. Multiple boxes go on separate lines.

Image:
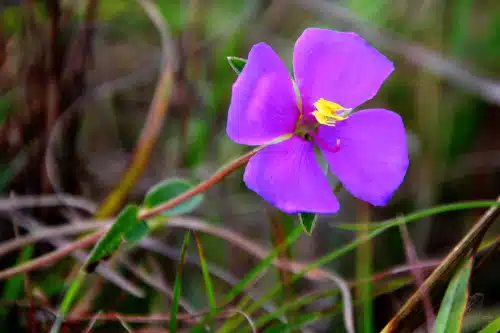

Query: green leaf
left=227, top=56, right=247, bottom=75
left=170, top=231, right=191, bottom=333
left=88, top=204, right=139, bottom=265
left=124, top=220, right=150, bottom=245
left=144, top=178, right=204, bottom=216
left=433, top=258, right=473, bottom=333
left=299, top=213, right=317, bottom=234
left=478, top=316, right=500, bottom=333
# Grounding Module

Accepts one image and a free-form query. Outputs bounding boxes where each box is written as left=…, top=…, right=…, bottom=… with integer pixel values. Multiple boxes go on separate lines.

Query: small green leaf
left=299, top=213, right=317, bottom=234
left=124, top=220, right=150, bottom=245
left=88, top=204, right=139, bottom=264
left=144, top=178, right=204, bottom=216
left=227, top=56, right=247, bottom=75
left=478, top=316, right=500, bottom=333
left=433, top=258, right=473, bottom=333
left=170, top=231, right=191, bottom=333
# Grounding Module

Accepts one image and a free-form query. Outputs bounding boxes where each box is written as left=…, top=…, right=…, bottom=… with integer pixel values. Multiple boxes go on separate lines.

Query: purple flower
left=227, top=28, right=409, bottom=214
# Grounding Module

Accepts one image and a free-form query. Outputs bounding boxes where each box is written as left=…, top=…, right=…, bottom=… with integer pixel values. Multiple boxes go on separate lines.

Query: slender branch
left=0, top=222, right=106, bottom=258
left=0, top=194, right=97, bottom=213
left=0, top=230, right=105, bottom=281
left=138, top=145, right=265, bottom=220
left=398, top=223, right=434, bottom=331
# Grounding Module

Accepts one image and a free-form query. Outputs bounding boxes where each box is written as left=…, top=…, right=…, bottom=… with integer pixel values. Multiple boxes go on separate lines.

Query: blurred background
left=0, top=0, right=499, bottom=332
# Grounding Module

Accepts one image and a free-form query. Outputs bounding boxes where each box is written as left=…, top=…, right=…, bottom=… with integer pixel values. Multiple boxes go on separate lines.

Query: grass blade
left=170, top=231, right=191, bottom=333
left=356, top=202, right=373, bottom=333
left=433, top=258, right=472, bottom=333
left=478, top=316, right=500, bottom=333
left=193, top=232, right=217, bottom=323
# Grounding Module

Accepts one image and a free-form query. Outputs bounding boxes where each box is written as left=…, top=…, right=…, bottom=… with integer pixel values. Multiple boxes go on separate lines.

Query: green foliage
left=193, top=233, right=217, bottom=320
left=0, top=246, right=33, bottom=319
left=124, top=220, right=150, bottom=245
left=227, top=56, right=247, bottom=75
left=299, top=212, right=317, bottom=234
left=88, top=204, right=141, bottom=265
left=143, top=178, right=204, bottom=216
left=170, top=231, right=191, bottom=333
left=433, top=259, right=473, bottom=333
left=478, top=317, right=500, bottom=333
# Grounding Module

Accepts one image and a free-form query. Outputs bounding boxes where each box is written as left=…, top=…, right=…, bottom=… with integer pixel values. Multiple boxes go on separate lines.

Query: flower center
left=312, top=98, right=351, bottom=126
left=294, top=98, right=350, bottom=152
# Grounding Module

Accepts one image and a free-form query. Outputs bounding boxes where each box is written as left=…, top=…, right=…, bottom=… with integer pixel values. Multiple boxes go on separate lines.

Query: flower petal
left=293, top=28, right=394, bottom=114
left=227, top=43, right=300, bottom=145
left=244, top=136, right=339, bottom=214
left=317, top=109, right=408, bottom=206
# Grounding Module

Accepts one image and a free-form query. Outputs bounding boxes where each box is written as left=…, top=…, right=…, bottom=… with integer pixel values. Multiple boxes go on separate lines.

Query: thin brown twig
left=137, top=146, right=265, bottom=220
left=65, top=308, right=251, bottom=325
left=0, top=229, right=105, bottom=281
left=0, top=222, right=105, bottom=258
left=398, top=223, right=434, bottom=331
left=0, top=194, right=97, bottom=213
left=0, top=214, right=489, bottom=285
left=82, top=311, right=101, bottom=333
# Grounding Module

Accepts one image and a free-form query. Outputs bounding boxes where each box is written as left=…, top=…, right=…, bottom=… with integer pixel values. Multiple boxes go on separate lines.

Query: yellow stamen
left=312, top=98, right=350, bottom=126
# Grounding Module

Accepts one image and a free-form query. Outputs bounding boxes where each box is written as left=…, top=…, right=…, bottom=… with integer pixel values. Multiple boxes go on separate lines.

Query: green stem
left=356, top=202, right=373, bottom=333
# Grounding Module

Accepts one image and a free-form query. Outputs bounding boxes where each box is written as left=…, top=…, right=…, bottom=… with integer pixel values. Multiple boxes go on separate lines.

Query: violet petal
left=293, top=28, right=394, bottom=114
left=317, top=109, right=408, bottom=206
left=244, top=136, right=340, bottom=214
left=227, top=43, right=299, bottom=145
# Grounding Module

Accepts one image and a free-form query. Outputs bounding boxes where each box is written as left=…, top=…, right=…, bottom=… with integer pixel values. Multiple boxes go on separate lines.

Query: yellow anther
left=312, top=98, right=350, bottom=126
